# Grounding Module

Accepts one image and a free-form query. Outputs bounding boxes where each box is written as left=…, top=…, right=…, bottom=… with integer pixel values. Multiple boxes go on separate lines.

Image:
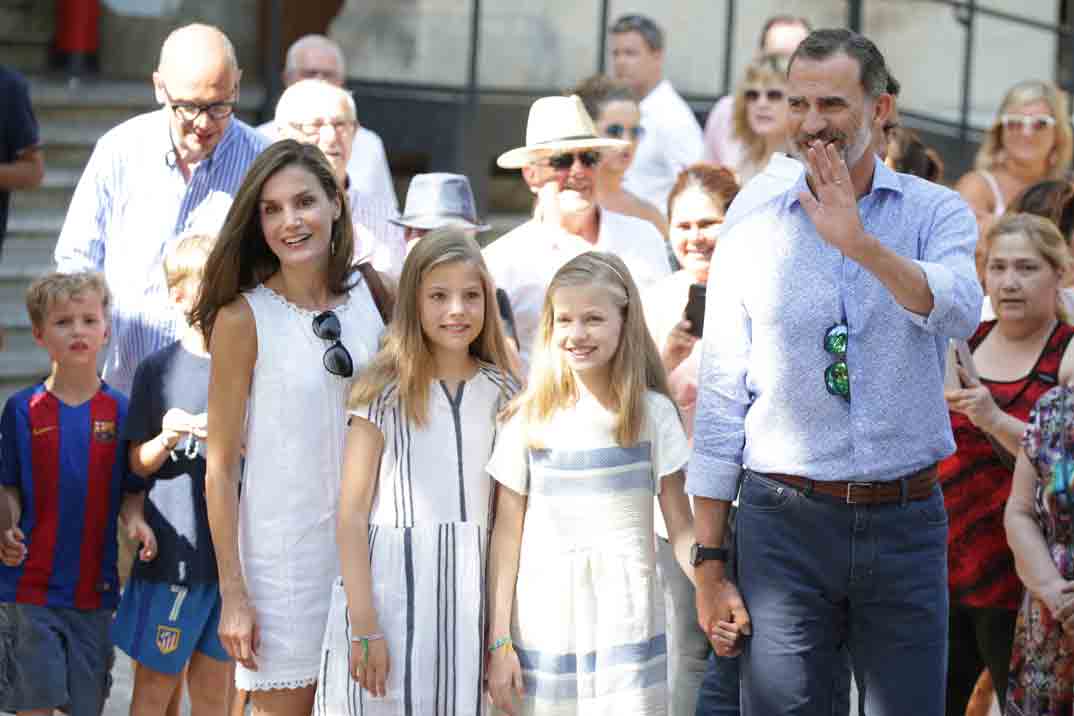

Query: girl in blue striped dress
left=486, top=251, right=696, bottom=715
left=315, top=229, right=519, bottom=715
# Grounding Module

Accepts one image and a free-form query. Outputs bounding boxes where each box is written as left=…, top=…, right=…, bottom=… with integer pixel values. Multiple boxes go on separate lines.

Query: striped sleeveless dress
left=487, top=391, right=690, bottom=715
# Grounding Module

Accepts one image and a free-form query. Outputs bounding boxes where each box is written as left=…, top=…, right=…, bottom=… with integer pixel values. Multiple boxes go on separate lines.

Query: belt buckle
left=846, top=482, right=872, bottom=504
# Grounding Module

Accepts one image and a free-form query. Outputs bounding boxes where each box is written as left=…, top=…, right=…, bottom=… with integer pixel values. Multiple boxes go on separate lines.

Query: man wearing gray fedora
left=484, top=95, right=672, bottom=365
left=391, top=172, right=490, bottom=244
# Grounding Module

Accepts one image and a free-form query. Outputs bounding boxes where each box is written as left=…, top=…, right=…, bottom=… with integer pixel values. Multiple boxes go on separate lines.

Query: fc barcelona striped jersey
left=0, top=382, right=140, bottom=609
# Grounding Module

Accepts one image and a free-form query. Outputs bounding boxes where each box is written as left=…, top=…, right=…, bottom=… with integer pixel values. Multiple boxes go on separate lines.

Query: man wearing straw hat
left=484, top=94, right=672, bottom=365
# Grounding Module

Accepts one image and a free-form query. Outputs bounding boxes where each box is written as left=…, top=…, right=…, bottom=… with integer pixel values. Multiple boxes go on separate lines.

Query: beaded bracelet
left=488, top=636, right=513, bottom=654
left=351, top=632, right=385, bottom=662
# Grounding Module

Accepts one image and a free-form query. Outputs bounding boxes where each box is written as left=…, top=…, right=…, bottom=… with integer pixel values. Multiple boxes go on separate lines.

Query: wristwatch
left=690, top=543, right=729, bottom=566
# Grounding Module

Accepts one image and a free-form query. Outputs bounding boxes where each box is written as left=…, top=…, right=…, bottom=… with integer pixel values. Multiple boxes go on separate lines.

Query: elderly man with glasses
left=484, top=94, right=671, bottom=365
left=54, top=23, right=268, bottom=395
left=259, top=34, right=398, bottom=211
left=273, top=79, right=405, bottom=277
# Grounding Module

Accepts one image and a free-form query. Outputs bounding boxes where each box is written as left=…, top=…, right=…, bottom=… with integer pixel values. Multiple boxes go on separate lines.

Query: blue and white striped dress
left=487, top=391, right=689, bottom=715
left=316, top=364, right=519, bottom=715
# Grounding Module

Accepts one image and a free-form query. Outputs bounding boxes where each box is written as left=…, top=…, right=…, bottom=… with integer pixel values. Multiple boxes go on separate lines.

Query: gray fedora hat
left=390, top=173, right=490, bottom=232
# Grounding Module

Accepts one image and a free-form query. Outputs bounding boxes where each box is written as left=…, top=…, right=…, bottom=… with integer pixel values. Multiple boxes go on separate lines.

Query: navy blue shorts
left=0, top=602, right=114, bottom=716
left=111, top=578, right=229, bottom=675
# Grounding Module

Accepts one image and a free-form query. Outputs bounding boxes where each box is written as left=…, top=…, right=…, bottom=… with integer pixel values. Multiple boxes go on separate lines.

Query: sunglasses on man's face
left=543, top=150, right=602, bottom=171
left=744, top=88, right=785, bottom=103
left=603, top=123, right=645, bottom=141
left=312, top=310, right=354, bottom=378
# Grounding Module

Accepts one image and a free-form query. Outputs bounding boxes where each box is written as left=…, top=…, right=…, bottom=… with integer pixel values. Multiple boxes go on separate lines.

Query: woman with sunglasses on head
left=729, top=54, right=791, bottom=184
left=572, top=75, right=668, bottom=238
left=956, top=81, right=1073, bottom=282
left=190, top=140, right=389, bottom=714
left=940, top=213, right=1074, bottom=716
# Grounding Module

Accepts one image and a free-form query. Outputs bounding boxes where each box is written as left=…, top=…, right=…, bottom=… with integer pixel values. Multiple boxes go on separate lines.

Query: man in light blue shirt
left=55, top=24, right=267, bottom=394
left=689, top=30, right=981, bottom=716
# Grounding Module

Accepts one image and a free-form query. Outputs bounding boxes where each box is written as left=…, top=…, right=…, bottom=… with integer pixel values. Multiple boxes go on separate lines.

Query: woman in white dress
left=192, top=140, right=388, bottom=713
left=486, top=252, right=696, bottom=716
left=315, top=229, right=518, bottom=715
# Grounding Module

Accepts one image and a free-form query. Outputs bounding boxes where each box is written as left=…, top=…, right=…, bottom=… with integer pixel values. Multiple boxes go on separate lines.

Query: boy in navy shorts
left=0, top=271, right=154, bottom=716
left=111, top=234, right=234, bottom=714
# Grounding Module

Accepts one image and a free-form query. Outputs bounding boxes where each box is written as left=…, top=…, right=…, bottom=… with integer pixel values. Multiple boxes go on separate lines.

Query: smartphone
left=684, top=283, right=706, bottom=338
left=953, top=339, right=980, bottom=386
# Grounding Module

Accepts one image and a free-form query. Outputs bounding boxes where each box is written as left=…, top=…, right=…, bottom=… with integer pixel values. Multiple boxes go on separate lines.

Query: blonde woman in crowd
left=729, top=54, right=792, bottom=184
left=940, top=213, right=1074, bottom=716
left=955, top=80, right=1073, bottom=280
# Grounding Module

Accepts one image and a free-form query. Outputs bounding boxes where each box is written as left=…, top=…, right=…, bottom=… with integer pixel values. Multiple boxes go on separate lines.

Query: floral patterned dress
left=1007, top=386, right=1074, bottom=716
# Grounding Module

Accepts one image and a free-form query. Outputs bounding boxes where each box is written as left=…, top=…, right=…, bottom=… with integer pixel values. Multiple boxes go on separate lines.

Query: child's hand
left=127, top=518, right=157, bottom=562
left=190, top=412, right=208, bottom=440
left=350, top=636, right=390, bottom=697
left=487, top=643, right=525, bottom=715
left=0, top=527, right=26, bottom=567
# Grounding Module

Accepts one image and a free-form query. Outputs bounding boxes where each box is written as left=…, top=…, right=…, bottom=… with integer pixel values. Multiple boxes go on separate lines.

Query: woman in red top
left=941, top=212, right=1074, bottom=715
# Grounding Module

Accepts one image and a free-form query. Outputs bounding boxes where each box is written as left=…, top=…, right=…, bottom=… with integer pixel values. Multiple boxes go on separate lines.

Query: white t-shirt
left=622, top=79, right=705, bottom=213
left=483, top=210, right=672, bottom=366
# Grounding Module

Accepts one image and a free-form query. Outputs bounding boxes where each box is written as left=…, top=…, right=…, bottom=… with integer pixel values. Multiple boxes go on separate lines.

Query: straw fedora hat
left=496, top=95, right=630, bottom=169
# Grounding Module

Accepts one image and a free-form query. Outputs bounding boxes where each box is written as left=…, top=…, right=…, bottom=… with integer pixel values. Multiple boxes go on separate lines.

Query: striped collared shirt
left=55, top=110, right=268, bottom=394
left=349, top=184, right=405, bottom=280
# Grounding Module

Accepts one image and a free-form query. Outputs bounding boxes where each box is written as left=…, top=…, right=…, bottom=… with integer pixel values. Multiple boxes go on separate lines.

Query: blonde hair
left=503, top=252, right=674, bottom=447
left=163, top=233, right=216, bottom=290
left=26, top=271, right=111, bottom=329
left=975, top=80, right=1073, bottom=178
left=984, top=212, right=1073, bottom=322
left=732, top=54, right=789, bottom=167
left=348, top=228, right=516, bottom=426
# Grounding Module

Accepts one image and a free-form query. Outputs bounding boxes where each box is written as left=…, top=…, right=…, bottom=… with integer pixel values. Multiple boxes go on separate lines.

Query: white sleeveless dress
left=236, top=281, right=384, bottom=691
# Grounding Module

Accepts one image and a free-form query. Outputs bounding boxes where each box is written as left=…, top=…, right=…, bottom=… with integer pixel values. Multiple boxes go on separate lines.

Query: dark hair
left=190, top=139, right=356, bottom=343
left=790, top=28, right=889, bottom=99
left=886, top=73, right=900, bottom=98
left=609, top=14, right=663, bottom=52
left=569, top=74, right=636, bottom=121
left=667, top=163, right=741, bottom=218
left=1009, top=179, right=1074, bottom=240
left=759, top=15, right=812, bottom=50
left=887, top=128, right=943, bottom=183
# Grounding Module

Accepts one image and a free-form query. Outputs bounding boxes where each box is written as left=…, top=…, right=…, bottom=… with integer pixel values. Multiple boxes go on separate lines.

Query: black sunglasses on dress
left=543, top=150, right=602, bottom=170
left=312, top=310, right=354, bottom=378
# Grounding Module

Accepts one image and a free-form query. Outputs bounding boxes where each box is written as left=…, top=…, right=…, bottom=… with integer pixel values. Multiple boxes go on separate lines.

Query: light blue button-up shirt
left=55, top=110, right=268, bottom=394
left=687, top=158, right=983, bottom=501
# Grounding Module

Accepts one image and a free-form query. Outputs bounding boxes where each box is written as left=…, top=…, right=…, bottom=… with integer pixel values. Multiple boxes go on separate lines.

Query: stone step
left=0, top=347, right=50, bottom=406
left=0, top=306, right=32, bottom=353
left=0, top=261, right=49, bottom=307
left=10, top=167, right=81, bottom=213
left=6, top=210, right=64, bottom=241
left=30, top=77, right=265, bottom=124
left=2, top=236, right=57, bottom=268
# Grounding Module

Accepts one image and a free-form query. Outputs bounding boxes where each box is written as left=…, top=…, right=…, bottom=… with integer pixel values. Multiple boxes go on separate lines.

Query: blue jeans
left=695, top=630, right=854, bottom=715
left=734, top=471, right=948, bottom=716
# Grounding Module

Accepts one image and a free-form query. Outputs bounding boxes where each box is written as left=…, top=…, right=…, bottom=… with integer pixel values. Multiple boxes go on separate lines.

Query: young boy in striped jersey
left=0, top=271, right=155, bottom=716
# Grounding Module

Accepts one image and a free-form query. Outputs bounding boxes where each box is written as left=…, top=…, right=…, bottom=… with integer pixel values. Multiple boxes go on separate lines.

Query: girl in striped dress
left=315, top=229, right=519, bottom=715
left=486, top=252, right=696, bottom=715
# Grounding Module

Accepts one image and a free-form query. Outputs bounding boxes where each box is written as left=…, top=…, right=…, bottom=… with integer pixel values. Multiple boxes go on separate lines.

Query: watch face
left=689, top=543, right=700, bottom=566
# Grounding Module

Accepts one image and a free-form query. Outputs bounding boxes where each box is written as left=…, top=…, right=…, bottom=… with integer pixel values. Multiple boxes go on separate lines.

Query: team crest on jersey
left=93, top=420, right=116, bottom=443
left=156, top=625, right=181, bottom=655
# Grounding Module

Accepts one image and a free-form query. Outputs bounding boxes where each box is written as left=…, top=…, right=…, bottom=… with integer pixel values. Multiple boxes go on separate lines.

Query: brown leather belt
left=759, top=465, right=938, bottom=505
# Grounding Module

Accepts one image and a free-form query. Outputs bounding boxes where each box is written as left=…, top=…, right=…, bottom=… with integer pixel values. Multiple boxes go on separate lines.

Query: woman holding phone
left=641, top=163, right=738, bottom=716
left=940, top=212, right=1074, bottom=716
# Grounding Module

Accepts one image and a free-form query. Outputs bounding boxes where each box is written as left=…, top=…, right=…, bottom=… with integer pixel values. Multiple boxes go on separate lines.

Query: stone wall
left=98, top=0, right=261, bottom=79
